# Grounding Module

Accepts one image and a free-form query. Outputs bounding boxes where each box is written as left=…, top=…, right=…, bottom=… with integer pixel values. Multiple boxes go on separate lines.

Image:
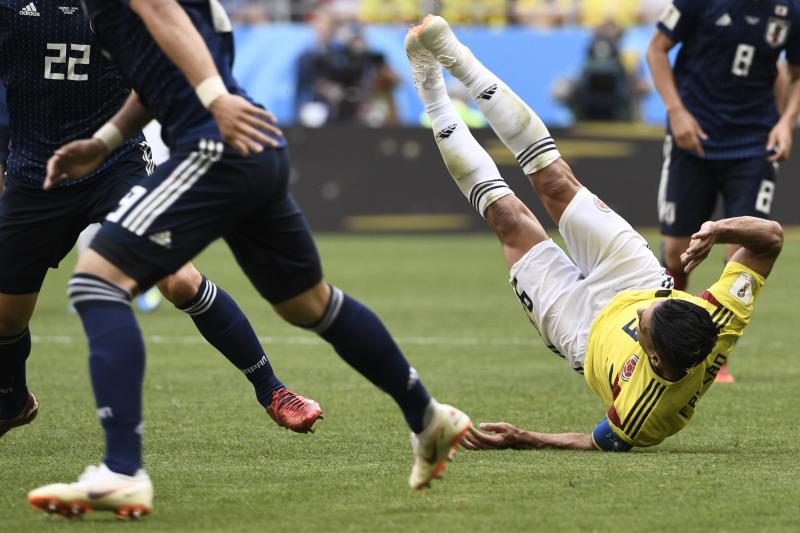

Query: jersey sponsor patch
left=621, top=354, right=639, bottom=382
left=766, top=18, right=790, bottom=48
left=659, top=3, right=681, bottom=31
left=729, top=272, right=755, bottom=305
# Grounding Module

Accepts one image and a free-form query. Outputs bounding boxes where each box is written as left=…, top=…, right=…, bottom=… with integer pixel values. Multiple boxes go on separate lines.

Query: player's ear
left=648, top=350, right=662, bottom=369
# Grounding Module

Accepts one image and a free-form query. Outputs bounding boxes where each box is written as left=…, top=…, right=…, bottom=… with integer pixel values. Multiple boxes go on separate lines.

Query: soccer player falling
left=647, top=0, right=800, bottom=383
left=406, top=16, right=782, bottom=453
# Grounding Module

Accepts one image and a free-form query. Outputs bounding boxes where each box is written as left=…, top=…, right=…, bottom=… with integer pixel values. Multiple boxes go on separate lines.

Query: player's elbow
left=766, top=221, right=784, bottom=257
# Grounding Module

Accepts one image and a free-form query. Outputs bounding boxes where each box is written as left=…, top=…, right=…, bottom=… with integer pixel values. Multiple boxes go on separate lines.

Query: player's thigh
left=84, top=151, right=151, bottom=224
left=658, top=138, right=717, bottom=237
left=719, top=157, right=776, bottom=219
left=225, top=192, right=323, bottom=306
left=0, top=179, right=85, bottom=295
left=510, top=239, right=585, bottom=366
left=558, top=187, right=664, bottom=284
left=88, top=145, right=249, bottom=291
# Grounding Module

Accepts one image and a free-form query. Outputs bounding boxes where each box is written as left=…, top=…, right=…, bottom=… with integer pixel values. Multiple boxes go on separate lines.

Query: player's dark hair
left=650, top=300, right=718, bottom=372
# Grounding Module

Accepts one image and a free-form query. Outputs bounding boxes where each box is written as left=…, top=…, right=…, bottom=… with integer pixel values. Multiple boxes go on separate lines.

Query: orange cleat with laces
left=266, top=388, right=323, bottom=433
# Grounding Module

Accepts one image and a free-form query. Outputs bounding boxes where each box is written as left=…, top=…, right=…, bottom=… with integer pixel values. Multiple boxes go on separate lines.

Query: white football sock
left=408, top=27, right=513, bottom=217
left=420, top=17, right=561, bottom=175
left=427, top=97, right=514, bottom=217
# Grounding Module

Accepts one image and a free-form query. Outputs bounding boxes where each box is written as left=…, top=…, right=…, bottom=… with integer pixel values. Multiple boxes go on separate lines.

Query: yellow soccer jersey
left=584, top=262, right=764, bottom=451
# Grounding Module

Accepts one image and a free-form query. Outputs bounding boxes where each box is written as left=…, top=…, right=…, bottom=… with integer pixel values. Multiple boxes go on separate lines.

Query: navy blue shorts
left=0, top=151, right=148, bottom=294
left=658, top=136, right=777, bottom=236
left=90, top=141, right=322, bottom=304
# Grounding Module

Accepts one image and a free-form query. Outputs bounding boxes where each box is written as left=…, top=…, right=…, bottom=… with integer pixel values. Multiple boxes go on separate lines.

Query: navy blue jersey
left=0, top=84, right=8, bottom=166
left=0, top=0, right=144, bottom=186
left=82, top=0, right=283, bottom=152
left=657, top=0, right=800, bottom=159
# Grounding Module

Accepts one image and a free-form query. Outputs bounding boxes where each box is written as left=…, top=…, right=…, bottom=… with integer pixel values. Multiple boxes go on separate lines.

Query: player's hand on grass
left=208, top=94, right=283, bottom=157
left=44, top=139, right=108, bottom=190
left=668, top=107, right=708, bottom=157
left=767, top=118, right=793, bottom=162
left=460, top=422, right=521, bottom=450
left=681, top=220, right=718, bottom=273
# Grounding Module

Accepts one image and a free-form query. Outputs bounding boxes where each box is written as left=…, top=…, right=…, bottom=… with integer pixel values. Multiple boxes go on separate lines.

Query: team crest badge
left=621, top=355, right=639, bottom=382
left=766, top=17, right=790, bottom=48
left=594, top=196, right=611, bottom=213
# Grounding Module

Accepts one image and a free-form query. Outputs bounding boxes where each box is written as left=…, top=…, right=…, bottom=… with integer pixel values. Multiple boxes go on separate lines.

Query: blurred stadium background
left=203, top=0, right=800, bottom=232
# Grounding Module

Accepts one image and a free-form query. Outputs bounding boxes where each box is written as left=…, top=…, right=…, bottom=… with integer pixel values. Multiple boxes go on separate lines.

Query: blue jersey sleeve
left=656, top=0, right=702, bottom=43
left=786, top=15, right=800, bottom=66
left=0, top=85, right=8, bottom=166
left=591, top=418, right=633, bottom=452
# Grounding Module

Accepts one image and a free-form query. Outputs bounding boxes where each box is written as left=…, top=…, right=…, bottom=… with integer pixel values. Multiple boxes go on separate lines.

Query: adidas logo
left=148, top=230, right=172, bottom=248
left=436, top=124, right=458, bottom=139
left=19, top=2, right=39, bottom=16
left=478, top=83, right=498, bottom=100
left=715, top=13, right=731, bottom=26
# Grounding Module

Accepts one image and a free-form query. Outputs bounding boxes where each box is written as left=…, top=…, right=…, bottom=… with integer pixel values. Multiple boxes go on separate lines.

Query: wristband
left=92, top=123, right=123, bottom=153
left=195, top=75, right=228, bottom=108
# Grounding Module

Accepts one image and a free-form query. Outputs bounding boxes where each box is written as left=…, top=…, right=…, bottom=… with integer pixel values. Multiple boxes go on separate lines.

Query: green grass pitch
left=3, top=231, right=799, bottom=532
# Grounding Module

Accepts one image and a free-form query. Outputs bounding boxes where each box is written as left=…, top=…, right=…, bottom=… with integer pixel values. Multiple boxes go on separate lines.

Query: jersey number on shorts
left=44, top=43, right=90, bottom=81
left=511, top=276, right=533, bottom=313
left=107, top=186, right=148, bottom=224
left=731, top=44, right=755, bottom=77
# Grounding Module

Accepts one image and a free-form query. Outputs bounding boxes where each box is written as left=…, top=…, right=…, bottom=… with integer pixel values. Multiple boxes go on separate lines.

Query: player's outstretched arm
left=680, top=217, right=783, bottom=278
left=460, top=422, right=597, bottom=451
left=44, top=93, right=152, bottom=189
left=646, top=30, right=708, bottom=157
left=128, top=0, right=282, bottom=156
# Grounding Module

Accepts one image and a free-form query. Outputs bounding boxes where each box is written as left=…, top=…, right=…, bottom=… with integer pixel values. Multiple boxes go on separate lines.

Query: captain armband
left=592, top=418, right=633, bottom=452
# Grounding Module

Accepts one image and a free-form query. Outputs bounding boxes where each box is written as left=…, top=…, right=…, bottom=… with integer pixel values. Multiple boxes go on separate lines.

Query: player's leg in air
left=221, top=186, right=472, bottom=491
left=407, top=16, right=672, bottom=363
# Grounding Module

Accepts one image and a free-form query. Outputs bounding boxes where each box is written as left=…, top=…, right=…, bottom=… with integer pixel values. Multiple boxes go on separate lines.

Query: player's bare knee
left=531, top=160, right=580, bottom=204
left=0, top=313, right=29, bottom=337
left=157, top=265, right=203, bottom=305
left=486, top=198, right=527, bottom=242
left=273, top=282, right=330, bottom=327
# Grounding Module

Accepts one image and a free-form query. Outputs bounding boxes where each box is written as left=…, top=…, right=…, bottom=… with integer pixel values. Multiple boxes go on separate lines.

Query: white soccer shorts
left=509, top=187, right=672, bottom=372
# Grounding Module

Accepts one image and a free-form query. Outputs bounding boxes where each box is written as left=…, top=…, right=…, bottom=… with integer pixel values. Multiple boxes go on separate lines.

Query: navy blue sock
left=178, top=276, right=283, bottom=407
left=311, top=287, right=431, bottom=433
left=0, top=329, right=31, bottom=420
left=69, top=274, right=143, bottom=476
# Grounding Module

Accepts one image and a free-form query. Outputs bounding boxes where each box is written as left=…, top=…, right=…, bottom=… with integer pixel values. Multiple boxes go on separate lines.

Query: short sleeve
left=785, top=13, right=800, bottom=66
left=592, top=418, right=633, bottom=452
left=656, top=0, right=702, bottom=43
left=701, top=262, right=765, bottom=337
